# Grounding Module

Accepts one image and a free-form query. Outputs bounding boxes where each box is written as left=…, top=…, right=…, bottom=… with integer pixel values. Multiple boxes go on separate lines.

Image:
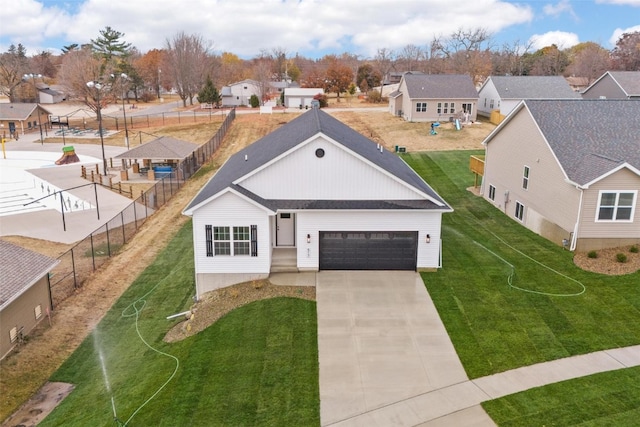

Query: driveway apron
left=316, top=270, right=477, bottom=426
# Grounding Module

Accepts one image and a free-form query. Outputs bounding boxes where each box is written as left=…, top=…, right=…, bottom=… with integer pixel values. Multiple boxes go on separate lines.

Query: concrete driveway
left=316, top=271, right=494, bottom=426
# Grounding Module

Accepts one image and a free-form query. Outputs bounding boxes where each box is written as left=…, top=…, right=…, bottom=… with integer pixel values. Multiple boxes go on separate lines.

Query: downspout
left=570, top=185, right=585, bottom=251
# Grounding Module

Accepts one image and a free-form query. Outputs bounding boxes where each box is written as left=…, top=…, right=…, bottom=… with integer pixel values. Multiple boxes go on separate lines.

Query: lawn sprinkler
left=430, top=122, right=440, bottom=135
left=111, top=396, right=125, bottom=426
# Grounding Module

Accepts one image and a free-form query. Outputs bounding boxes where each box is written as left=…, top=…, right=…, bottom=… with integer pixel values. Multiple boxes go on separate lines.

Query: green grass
left=403, top=150, right=640, bottom=425
left=42, top=221, right=319, bottom=427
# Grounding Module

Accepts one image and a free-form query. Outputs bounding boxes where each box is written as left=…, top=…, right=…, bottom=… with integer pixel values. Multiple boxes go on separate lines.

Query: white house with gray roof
left=581, top=71, right=640, bottom=100
left=0, top=240, right=59, bottom=359
left=388, top=74, right=478, bottom=122
left=477, top=76, right=580, bottom=118
left=481, top=99, right=640, bottom=252
left=183, top=108, right=452, bottom=297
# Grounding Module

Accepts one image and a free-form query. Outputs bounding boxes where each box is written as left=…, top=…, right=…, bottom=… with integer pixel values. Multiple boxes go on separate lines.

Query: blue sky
left=1, top=0, right=638, bottom=58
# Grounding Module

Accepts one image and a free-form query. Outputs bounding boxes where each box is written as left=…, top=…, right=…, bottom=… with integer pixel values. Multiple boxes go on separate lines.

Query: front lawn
left=405, top=150, right=640, bottom=426
left=42, top=222, right=319, bottom=427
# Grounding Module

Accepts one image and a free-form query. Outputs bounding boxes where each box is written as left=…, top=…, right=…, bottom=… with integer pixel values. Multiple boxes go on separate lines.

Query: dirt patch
left=573, top=245, right=640, bottom=276
left=0, top=382, right=74, bottom=427
left=165, top=280, right=315, bottom=343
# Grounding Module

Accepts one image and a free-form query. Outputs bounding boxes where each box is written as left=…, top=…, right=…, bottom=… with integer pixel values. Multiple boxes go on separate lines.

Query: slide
left=455, top=119, right=461, bottom=131
left=55, top=146, right=80, bottom=165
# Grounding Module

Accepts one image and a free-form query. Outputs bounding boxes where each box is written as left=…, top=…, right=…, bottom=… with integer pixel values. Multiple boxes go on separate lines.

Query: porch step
left=271, top=248, right=298, bottom=273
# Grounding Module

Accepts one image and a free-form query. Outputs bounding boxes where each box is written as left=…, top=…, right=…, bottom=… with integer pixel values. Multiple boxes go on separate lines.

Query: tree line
left=1, top=26, right=638, bottom=109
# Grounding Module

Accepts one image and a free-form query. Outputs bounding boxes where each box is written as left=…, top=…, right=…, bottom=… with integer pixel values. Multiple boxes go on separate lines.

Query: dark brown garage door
left=319, top=231, right=418, bottom=270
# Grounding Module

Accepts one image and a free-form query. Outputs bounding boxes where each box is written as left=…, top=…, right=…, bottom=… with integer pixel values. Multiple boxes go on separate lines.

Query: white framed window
left=488, top=184, right=496, bottom=201
left=515, top=201, right=525, bottom=221
left=596, top=191, right=636, bottom=222
left=437, top=102, right=442, bottom=113
left=523, top=166, right=530, bottom=190
left=490, top=99, right=494, bottom=109
left=450, top=103, right=455, bottom=114
left=35, top=304, right=42, bottom=320
left=213, top=226, right=231, bottom=255
left=233, top=226, right=250, bottom=256
left=443, top=102, right=449, bottom=114
left=416, top=102, right=427, bottom=112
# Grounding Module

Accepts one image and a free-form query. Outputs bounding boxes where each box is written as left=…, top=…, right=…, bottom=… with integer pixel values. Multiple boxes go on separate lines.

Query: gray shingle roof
left=523, top=99, right=640, bottom=185
left=0, top=240, right=59, bottom=310
left=184, top=108, right=450, bottom=212
left=114, top=136, right=199, bottom=160
left=402, top=74, right=478, bottom=99
left=0, top=103, right=52, bottom=120
left=608, top=71, right=640, bottom=97
left=489, top=76, right=580, bottom=99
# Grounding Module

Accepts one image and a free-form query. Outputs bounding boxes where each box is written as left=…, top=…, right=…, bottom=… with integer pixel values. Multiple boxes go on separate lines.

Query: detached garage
left=319, top=231, right=417, bottom=270
left=183, top=108, right=452, bottom=297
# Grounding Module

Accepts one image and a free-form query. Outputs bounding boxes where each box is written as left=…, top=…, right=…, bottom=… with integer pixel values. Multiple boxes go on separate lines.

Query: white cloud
left=543, top=0, right=578, bottom=19
left=596, top=0, right=640, bottom=6
left=529, top=31, right=580, bottom=49
left=609, top=24, right=640, bottom=45
left=2, top=0, right=534, bottom=57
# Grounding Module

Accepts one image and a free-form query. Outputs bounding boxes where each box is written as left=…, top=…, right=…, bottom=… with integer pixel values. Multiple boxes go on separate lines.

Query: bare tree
left=492, top=40, right=532, bottom=76
left=374, top=48, right=396, bottom=92
left=251, top=57, right=272, bottom=104
left=164, top=32, right=211, bottom=107
left=432, top=28, right=493, bottom=83
left=611, top=31, right=640, bottom=71
left=398, top=44, right=424, bottom=72
left=0, top=44, right=29, bottom=102
left=565, top=42, right=611, bottom=84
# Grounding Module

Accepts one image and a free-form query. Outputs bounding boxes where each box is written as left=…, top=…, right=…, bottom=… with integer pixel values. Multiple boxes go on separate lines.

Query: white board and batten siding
left=240, top=136, right=422, bottom=200
left=296, top=210, right=444, bottom=270
left=191, top=191, right=271, bottom=276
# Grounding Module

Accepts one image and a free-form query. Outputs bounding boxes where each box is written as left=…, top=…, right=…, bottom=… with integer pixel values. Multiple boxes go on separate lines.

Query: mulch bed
left=573, top=245, right=640, bottom=276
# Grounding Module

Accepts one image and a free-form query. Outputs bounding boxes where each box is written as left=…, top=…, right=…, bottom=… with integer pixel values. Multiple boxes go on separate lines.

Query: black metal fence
left=48, top=108, right=236, bottom=307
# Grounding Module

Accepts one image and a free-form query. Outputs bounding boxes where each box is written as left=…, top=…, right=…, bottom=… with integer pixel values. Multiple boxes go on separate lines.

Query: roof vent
left=244, top=154, right=248, bottom=161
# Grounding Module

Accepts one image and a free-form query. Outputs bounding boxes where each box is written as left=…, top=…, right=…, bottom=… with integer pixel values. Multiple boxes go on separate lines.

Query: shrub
left=616, top=253, right=628, bottom=263
left=249, top=94, right=260, bottom=108
left=313, top=93, right=328, bottom=108
left=587, top=250, right=598, bottom=259
left=367, top=90, right=382, bottom=103
left=140, top=92, right=156, bottom=102
left=630, top=245, right=639, bottom=253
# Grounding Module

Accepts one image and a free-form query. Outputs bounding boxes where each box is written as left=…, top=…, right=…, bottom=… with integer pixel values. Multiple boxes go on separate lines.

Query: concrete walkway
left=305, top=271, right=640, bottom=427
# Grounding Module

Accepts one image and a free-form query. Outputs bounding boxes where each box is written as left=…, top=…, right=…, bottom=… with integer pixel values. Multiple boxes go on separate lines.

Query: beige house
left=481, top=99, right=640, bottom=251
left=581, top=71, right=640, bottom=100
left=0, top=103, right=51, bottom=138
left=0, top=240, right=59, bottom=359
left=388, top=74, right=478, bottom=123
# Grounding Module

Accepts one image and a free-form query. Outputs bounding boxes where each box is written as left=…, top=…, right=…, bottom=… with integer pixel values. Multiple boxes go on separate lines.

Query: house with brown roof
left=0, top=103, right=51, bottom=138
left=388, top=74, right=478, bottom=122
left=581, top=71, right=640, bottom=99
left=0, top=240, right=59, bottom=359
left=481, top=99, right=640, bottom=251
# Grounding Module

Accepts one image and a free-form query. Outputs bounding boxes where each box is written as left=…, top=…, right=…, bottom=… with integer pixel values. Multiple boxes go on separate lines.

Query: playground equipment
left=55, top=146, right=80, bottom=165
left=430, top=122, right=440, bottom=135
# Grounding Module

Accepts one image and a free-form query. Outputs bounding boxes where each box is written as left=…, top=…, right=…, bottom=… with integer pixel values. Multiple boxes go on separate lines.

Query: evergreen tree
left=249, top=94, right=260, bottom=108
left=197, top=76, right=221, bottom=106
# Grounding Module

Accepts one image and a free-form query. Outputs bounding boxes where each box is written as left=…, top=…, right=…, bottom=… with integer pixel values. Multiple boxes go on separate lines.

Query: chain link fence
left=48, top=109, right=236, bottom=307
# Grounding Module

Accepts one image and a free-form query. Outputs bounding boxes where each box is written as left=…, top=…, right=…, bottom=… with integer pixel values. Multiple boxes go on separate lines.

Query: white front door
left=276, top=212, right=295, bottom=246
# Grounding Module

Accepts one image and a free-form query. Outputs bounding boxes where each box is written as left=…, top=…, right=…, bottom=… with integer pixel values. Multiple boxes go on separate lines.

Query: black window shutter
left=250, top=225, right=257, bottom=257
left=205, top=225, right=213, bottom=257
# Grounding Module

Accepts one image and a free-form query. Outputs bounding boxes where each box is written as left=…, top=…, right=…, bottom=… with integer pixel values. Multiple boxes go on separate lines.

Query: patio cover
left=114, top=136, right=199, bottom=161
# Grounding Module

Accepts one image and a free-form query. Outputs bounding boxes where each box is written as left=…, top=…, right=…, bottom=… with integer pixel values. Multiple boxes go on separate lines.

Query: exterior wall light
left=426, top=234, right=431, bottom=243
left=307, top=234, right=311, bottom=243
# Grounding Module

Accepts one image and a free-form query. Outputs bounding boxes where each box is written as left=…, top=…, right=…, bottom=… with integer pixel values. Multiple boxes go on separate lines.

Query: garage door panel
left=319, top=231, right=417, bottom=270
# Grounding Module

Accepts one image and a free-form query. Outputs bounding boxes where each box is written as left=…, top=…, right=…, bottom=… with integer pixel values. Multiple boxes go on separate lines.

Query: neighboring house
left=388, top=74, right=478, bottom=122
left=0, top=240, right=59, bottom=360
left=581, top=71, right=640, bottom=100
left=481, top=99, right=640, bottom=252
left=183, top=108, right=452, bottom=297
left=220, top=79, right=262, bottom=107
left=34, top=82, right=65, bottom=104
left=477, top=76, right=580, bottom=119
left=0, top=103, right=51, bottom=137
left=565, top=76, right=590, bottom=93
left=283, top=88, right=325, bottom=108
